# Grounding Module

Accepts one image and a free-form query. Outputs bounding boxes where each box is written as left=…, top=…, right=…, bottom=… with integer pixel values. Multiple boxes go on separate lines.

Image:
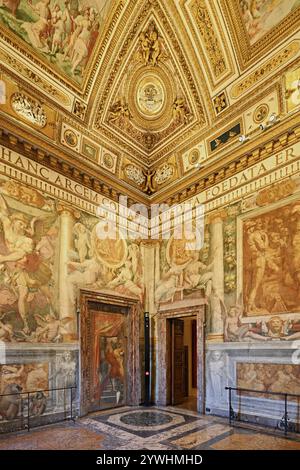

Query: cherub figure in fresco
left=223, top=299, right=276, bottom=342
left=183, top=252, right=213, bottom=296
left=224, top=305, right=249, bottom=342
left=73, top=223, right=91, bottom=263
left=33, top=312, right=71, bottom=343
left=22, top=0, right=52, bottom=52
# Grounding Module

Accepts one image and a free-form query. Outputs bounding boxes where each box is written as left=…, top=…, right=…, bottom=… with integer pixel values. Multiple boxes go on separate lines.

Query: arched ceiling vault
left=0, top=0, right=299, bottom=203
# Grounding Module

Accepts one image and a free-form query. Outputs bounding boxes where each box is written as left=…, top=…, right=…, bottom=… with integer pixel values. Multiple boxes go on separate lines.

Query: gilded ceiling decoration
left=92, top=4, right=207, bottom=157
left=0, top=0, right=299, bottom=201
left=190, top=0, right=227, bottom=79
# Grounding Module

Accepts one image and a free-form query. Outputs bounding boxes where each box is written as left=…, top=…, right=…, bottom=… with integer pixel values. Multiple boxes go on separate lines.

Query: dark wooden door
left=171, top=319, right=185, bottom=405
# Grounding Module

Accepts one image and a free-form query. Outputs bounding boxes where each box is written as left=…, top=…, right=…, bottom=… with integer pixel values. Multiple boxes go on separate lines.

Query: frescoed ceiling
left=0, top=0, right=299, bottom=203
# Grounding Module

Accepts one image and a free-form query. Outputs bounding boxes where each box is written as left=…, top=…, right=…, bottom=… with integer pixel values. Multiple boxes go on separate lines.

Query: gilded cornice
left=230, top=41, right=300, bottom=99
left=0, top=115, right=148, bottom=206
left=150, top=112, right=300, bottom=205
left=150, top=80, right=283, bottom=168
left=0, top=56, right=71, bottom=109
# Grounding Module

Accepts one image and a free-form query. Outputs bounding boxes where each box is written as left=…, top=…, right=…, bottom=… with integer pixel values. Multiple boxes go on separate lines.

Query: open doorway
left=167, top=316, right=197, bottom=412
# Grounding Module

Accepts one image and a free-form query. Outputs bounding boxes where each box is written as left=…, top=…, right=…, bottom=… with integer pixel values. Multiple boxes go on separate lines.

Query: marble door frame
left=79, top=288, right=141, bottom=416
left=157, top=298, right=207, bottom=413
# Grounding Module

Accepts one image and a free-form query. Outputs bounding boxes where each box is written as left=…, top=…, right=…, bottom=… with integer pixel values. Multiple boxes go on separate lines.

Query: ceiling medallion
left=63, top=129, right=78, bottom=148
left=253, top=103, right=269, bottom=123
left=136, top=75, right=165, bottom=117
left=103, top=153, right=114, bottom=169
left=188, top=149, right=200, bottom=165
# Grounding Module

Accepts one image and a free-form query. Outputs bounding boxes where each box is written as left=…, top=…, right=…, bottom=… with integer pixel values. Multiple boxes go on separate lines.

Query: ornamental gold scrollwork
left=192, top=0, right=227, bottom=78
left=230, top=42, right=300, bottom=99
left=0, top=50, right=70, bottom=106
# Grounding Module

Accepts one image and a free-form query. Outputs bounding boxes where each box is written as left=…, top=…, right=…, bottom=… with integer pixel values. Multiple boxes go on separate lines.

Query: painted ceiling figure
left=22, top=0, right=52, bottom=52
left=0, top=0, right=20, bottom=16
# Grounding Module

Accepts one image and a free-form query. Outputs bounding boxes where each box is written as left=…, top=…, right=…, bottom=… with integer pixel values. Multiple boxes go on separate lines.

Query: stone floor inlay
left=120, top=411, right=173, bottom=427
left=0, top=406, right=299, bottom=450
left=106, top=409, right=185, bottom=432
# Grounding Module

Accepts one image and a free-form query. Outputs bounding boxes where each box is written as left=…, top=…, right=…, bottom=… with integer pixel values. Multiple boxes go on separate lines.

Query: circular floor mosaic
left=107, top=409, right=185, bottom=431
left=120, top=411, right=173, bottom=427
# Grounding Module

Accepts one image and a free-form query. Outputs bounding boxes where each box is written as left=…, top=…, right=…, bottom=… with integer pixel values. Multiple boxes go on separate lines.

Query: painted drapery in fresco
left=0, top=177, right=144, bottom=344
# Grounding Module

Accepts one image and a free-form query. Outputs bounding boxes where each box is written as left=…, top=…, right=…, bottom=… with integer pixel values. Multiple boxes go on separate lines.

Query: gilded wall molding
left=0, top=51, right=71, bottom=107
left=190, top=0, right=227, bottom=79
left=178, top=0, right=235, bottom=90
left=230, top=41, right=300, bottom=99
left=0, top=118, right=148, bottom=206
left=150, top=113, right=300, bottom=205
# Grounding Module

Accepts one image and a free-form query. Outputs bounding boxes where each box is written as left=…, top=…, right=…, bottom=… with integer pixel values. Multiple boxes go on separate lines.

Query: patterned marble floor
left=0, top=406, right=300, bottom=450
